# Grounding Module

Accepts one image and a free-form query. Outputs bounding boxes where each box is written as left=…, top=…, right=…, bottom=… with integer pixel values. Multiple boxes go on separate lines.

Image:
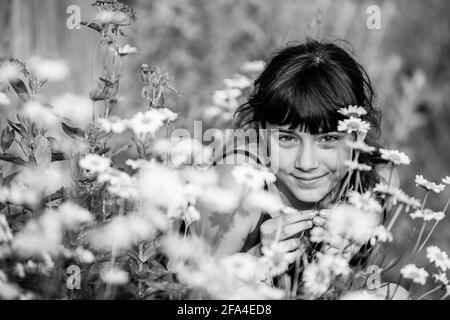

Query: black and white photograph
left=0, top=0, right=450, bottom=304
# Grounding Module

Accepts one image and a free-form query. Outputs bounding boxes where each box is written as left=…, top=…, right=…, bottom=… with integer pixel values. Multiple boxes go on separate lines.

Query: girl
left=193, top=38, right=407, bottom=298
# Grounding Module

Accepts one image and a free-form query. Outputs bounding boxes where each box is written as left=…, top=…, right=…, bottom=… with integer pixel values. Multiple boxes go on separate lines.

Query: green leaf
left=33, top=135, right=52, bottom=168
left=61, top=122, right=85, bottom=140
left=112, top=144, right=132, bottom=157
left=1, top=128, right=15, bottom=151
left=0, top=153, right=27, bottom=166
left=2, top=170, right=21, bottom=186
left=9, top=78, right=31, bottom=102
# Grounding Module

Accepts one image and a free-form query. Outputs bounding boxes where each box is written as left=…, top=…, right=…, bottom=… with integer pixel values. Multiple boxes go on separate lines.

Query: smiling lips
left=294, top=172, right=329, bottom=182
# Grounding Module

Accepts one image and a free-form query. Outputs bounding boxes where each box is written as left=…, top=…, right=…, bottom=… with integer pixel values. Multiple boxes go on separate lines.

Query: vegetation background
left=1, top=0, right=449, bottom=295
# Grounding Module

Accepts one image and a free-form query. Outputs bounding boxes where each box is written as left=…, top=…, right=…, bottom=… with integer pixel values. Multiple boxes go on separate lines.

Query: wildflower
left=101, top=267, right=129, bottom=285
left=373, top=183, right=421, bottom=209
left=244, top=191, right=284, bottom=215
left=0, top=92, right=10, bottom=105
left=74, top=247, right=95, bottom=264
left=22, top=101, right=59, bottom=127
left=348, top=191, right=382, bottom=213
left=16, top=166, right=71, bottom=197
left=198, top=187, right=240, bottom=214
left=212, top=88, right=241, bottom=111
left=410, top=209, right=445, bottom=222
left=137, top=162, right=187, bottom=210
left=232, top=165, right=276, bottom=191
left=51, top=93, right=92, bottom=126
left=203, top=105, right=224, bottom=121
left=55, top=202, right=93, bottom=230
left=116, top=44, right=138, bottom=56
left=224, top=74, right=252, bottom=89
left=29, top=56, right=70, bottom=82
left=400, top=264, right=428, bottom=285
left=79, top=154, right=111, bottom=173
left=432, top=273, right=449, bottom=286
left=316, top=253, right=351, bottom=277
left=327, top=204, right=379, bottom=244
left=97, top=117, right=127, bottom=134
left=337, top=117, right=370, bottom=134
left=442, top=176, right=450, bottom=185
left=158, top=107, right=178, bottom=122
left=426, top=246, right=450, bottom=271
left=415, top=175, right=446, bottom=193
left=169, top=138, right=212, bottom=167
left=125, top=109, right=166, bottom=137
left=0, top=61, right=21, bottom=82
left=345, top=140, right=376, bottom=153
left=11, top=210, right=63, bottom=258
left=99, top=169, right=138, bottom=199
left=183, top=205, right=201, bottom=226
left=220, top=253, right=263, bottom=282
left=379, top=149, right=411, bottom=166
left=89, top=214, right=155, bottom=252
left=302, top=262, right=332, bottom=298
left=240, top=60, right=265, bottom=73
left=370, top=225, right=393, bottom=246
left=344, top=160, right=372, bottom=171
left=337, top=105, right=367, bottom=117
left=261, top=242, right=298, bottom=277
left=0, top=281, right=21, bottom=300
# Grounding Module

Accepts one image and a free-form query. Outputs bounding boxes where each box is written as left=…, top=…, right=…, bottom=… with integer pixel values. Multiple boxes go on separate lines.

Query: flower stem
left=386, top=204, right=404, bottom=232
left=417, top=286, right=441, bottom=300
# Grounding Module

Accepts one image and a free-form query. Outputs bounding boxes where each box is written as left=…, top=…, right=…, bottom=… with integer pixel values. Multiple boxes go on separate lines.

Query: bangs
left=260, top=64, right=359, bottom=134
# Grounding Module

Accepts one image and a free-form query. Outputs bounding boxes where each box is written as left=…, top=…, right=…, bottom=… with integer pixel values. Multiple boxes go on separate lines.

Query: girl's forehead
left=268, top=123, right=334, bottom=135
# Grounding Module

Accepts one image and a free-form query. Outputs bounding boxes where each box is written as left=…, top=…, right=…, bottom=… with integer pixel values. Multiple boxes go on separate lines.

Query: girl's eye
left=279, top=135, right=298, bottom=144
left=320, top=135, right=340, bottom=143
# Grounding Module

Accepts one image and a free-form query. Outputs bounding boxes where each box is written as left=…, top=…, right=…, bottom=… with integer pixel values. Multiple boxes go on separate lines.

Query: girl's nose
left=294, top=141, right=319, bottom=171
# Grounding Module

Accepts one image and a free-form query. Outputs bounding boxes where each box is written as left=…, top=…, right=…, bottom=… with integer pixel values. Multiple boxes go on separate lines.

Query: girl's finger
left=282, top=220, right=313, bottom=239
left=312, top=216, right=327, bottom=227
left=282, top=210, right=318, bottom=224
left=319, top=209, right=331, bottom=218
left=280, top=238, right=301, bottom=252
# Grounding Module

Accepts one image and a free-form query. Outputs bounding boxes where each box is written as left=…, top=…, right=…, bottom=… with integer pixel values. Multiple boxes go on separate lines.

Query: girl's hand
left=260, top=209, right=318, bottom=251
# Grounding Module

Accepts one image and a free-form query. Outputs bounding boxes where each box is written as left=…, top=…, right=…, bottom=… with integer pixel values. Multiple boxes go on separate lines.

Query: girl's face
left=267, top=124, right=352, bottom=205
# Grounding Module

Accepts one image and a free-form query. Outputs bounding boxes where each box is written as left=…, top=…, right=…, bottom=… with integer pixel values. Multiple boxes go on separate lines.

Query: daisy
left=29, top=56, right=70, bottom=82
left=220, top=253, right=261, bottom=282
left=224, top=74, right=252, bottom=90
left=240, top=60, right=265, bottom=73
left=316, top=253, right=351, bottom=277
left=55, top=202, right=93, bottom=230
left=426, top=246, right=450, bottom=271
left=79, top=154, right=111, bottom=173
left=415, top=175, right=446, bottom=193
left=327, top=204, right=379, bottom=244
left=125, top=109, right=166, bottom=137
left=442, top=176, right=450, bottom=185
left=302, top=262, right=332, bottom=298
left=345, top=140, right=376, bottom=153
left=379, top=149, right=411, bottom=165
left=410, top=209, right=445, bottom=222
left=243, top=191, right=284, bottom=215
left=212, top=88, right=241, bottom=111
left=400, top=264, right=428, bottom=285
left=116, top=44, right=138, bottom=56
left=261, top=242, right=298, bottom=277
left=370, top=225, right=393, bottom=246
left=337, top=105, right=367, bottom=117
left=158, top=107, right=178, bottom=122
left=344, top=160, right=372, bottom=171
left=432, top=273, right=449, bottom=286
left=337, top=117, right=371, bottom=134
left=100, top=267, right=129, bottom=285
left=97, top=117, right=127, bottom=134
left=340, top=290, right=383, bottom=300
left=348, top=191, right=382, bottom=213
left=232, top=165, right=276, bottom=191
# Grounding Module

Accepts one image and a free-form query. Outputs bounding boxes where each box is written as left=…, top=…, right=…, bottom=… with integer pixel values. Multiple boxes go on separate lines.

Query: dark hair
left=234, top=38, right=388, bottom=191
